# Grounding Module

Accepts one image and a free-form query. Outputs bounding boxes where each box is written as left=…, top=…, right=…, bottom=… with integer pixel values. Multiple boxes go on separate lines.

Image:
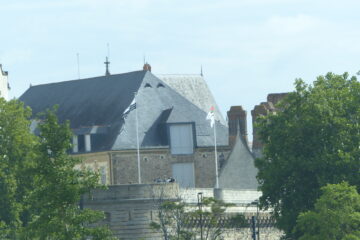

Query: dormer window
left=169, top=123, right=194, bottom=155
left=157, top=83, right=165, bottom=88
left=144, top=83, right=152, bottom=88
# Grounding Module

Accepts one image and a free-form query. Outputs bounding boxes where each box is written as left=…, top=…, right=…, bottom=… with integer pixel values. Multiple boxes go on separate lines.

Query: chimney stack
left=227, top=106, right=247, bottom=147
left=143, top=63, right=151, bottom=72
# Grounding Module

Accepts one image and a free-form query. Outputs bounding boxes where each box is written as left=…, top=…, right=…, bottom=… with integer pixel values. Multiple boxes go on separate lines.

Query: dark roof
left=20, top=70, right=228, bottom=151
left=20, top=71, right=145, bottom=128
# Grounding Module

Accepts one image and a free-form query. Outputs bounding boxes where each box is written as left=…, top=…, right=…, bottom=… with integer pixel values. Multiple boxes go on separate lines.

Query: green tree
left=22, top=108, right=114, bottom=239
left=0, top=99, right=36, bottom=238
left=0, top=100, right=114, bottom=239
left=294, top=182, right=360, bottom=240
left=151, top=196, right=245, bottom=240
left=150, top=200, right=193, bottom=240
left=255, top=73, right=360, bottom=238
left=191, top=197, right=236, bottom=240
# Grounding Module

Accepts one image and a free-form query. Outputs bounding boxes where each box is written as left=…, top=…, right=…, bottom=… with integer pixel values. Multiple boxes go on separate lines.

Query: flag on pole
left=206, top=106, right=215, bottom=128
left=122, top=98, right=136, bottom=119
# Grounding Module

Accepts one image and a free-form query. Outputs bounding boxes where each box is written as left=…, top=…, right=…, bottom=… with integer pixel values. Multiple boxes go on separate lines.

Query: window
left=144, top=83, right=152, bottom=88
left=78, top=135, right=85, bottom=152
left=172, top=163, right=195, bottom=188
left=157, top=83, right=165, bottom=88
left=169, top=123, right=194, bottom=155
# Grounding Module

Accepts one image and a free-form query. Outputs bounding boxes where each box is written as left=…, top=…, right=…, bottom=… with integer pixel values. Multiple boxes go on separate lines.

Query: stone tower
left=0, top=64, right=9, bottom=100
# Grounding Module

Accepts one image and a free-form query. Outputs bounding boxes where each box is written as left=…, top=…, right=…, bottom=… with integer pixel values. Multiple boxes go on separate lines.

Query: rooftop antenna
left=76, top=53, right=80, bottom=79
left=143, top=54, right=146, bottom=65
left=104, top=57, right=110, bottom=76
left=200, top=65, right=203, bottom=76
left=105, top=43, right=111, bottom=76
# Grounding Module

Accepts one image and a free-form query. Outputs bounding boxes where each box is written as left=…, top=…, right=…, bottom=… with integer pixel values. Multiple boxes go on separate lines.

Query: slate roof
left=20, top=70, right=228, bottom=152
left=157, top=74, right=226, bottom=126
left=219, top=132, right=258, bottom=190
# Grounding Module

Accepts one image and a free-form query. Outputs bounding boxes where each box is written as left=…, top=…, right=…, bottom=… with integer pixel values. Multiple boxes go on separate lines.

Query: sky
left=1, top=0, right=360, bottom=140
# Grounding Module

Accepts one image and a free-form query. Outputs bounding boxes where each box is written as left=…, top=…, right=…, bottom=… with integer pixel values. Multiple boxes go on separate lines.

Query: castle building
left=19, top=63, right=259, bottom=190
left=0, top=64, right=9, bottom=100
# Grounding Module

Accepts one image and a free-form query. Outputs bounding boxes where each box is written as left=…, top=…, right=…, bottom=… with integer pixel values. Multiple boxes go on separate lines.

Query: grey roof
left=20, top=70, right=228, bottom=152
left=156, top=74, right=227, bottom=126
left=112, top=72, right=228, bottom=150
left=219, top=133, right=258, bottom=190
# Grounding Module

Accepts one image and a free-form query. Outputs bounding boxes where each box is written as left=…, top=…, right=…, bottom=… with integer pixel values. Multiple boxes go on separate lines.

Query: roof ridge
left=156, top=74, right=203, bottom=76
left=29, top=70, right=146, bottom=88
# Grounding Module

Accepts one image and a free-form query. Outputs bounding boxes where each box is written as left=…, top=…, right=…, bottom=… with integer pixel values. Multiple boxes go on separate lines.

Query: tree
left=0, top=99, right=36, bottom=238
left=255, top=72, right=360, bottom=238
left=150, top=200, right=193, bottom=240
left=190, top=197, right=237, bottom=240
left=151, top=195, right=246, bottom=240
left=22, top=108, right=114, bottom=239
left=294, top=182, right=360, bottom=240
left=0, top=101, right=114, bottom=239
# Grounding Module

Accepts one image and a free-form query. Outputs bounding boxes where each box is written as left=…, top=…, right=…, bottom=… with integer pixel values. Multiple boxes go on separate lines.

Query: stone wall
left=84, top=184, right=283, bottom=240
left=73, top=146, right=231, bottom=188
left=83, top=184, right=179, bottom=240
left=180, top=188, right=262, bottom=205
left=75, top=152, right=111, bottom=185
left=111, top=147, right=231, bottom=188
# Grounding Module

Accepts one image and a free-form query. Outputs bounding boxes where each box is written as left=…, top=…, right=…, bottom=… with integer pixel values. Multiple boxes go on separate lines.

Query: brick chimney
left=227, top=106, right=247, bottom=147
left=143, top=63, right=151, bottom=72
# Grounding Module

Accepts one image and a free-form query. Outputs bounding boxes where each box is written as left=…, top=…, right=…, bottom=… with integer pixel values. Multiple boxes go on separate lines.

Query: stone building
left=19, top=64, right=247, bottom=188
left=84, top=183, right=283, bottom=240
left=0, top=64, right=9, bottom=100
left=251, top=93, right=288, bottom=158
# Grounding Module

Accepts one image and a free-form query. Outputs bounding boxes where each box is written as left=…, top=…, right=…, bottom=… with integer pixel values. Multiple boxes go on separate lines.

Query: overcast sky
left=1, top=0, right=360, bottom=139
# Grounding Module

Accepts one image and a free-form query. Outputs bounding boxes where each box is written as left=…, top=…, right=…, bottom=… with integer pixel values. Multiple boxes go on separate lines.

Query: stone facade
left=0, top=64, right=9, bottom=100
left=83, top=184, right=283, bottom=240
left=75, top=146, right=231, bottom=188
left=83, top=184, right=179, bottom=240
left=75, top=152, right=112, bottom=185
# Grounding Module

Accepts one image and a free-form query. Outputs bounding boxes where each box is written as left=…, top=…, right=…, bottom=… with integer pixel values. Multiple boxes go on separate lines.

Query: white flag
left=206, top=106, right=215, bottom=128
left=122, top=98, right=136, bottom=119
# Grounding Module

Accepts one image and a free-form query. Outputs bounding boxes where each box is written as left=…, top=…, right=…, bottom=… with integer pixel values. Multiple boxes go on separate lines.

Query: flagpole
left=214, top=120, right=219, bottom=188
left=135, top=92, right=141, bottom=184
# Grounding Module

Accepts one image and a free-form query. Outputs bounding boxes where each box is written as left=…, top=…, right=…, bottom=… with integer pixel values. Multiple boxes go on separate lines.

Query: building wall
left=74, top=147, right=231, bottom=188
left=0, top=65, right=9, bottom=100
left=74, top=152, right=111, bottom=185
left=83, top=184, right=179, bottom=240
left=111, top=147, right=231, bottom=187
left=83, top=184, right=283, bottom=240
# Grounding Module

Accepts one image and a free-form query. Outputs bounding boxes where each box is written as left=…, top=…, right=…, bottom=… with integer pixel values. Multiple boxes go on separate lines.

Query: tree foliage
left=255, top=72, right=360, bottom=238
left=0, top=99, right=36, bottom=237
left=151, top=196, right=246, bottom=240
left=294, top=182, right=360, bottom=240
left=0, top=100, right=114, bottom=239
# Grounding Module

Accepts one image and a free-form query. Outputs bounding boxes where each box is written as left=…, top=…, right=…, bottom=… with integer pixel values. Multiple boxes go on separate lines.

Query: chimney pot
left=143, top=63, right=152, bottom=72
